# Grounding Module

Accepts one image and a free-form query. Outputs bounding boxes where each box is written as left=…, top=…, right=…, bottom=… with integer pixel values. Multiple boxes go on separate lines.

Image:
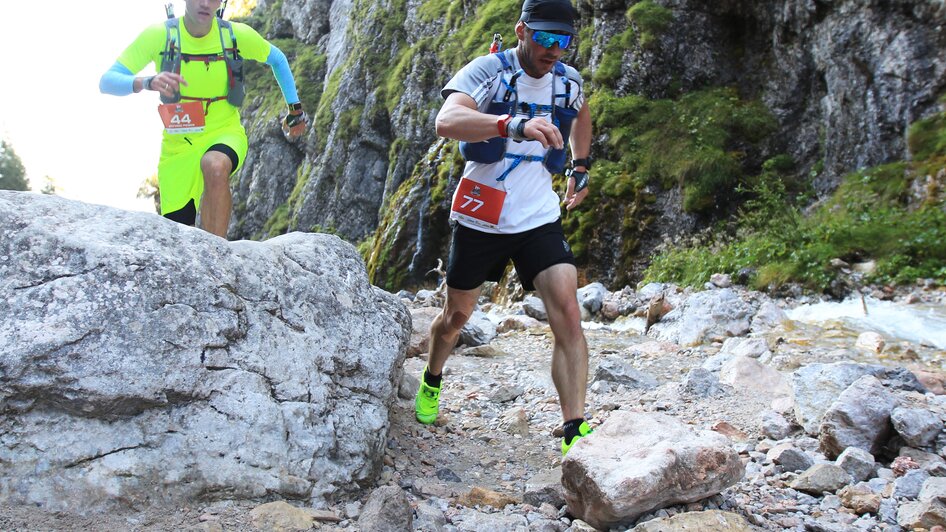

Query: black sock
left=423, top=367, right=442, bottom=388
left=563, top=418, right=585, bottom=445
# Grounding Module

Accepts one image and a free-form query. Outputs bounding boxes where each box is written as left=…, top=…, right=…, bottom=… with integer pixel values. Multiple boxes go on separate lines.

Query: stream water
left=787, top=296, right=946, bottom=351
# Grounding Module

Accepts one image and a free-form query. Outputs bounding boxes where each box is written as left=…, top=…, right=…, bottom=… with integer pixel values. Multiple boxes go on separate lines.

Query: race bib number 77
left=158, top=102, right=205, bottom=134
left=450, top=178, right=505, bottom=229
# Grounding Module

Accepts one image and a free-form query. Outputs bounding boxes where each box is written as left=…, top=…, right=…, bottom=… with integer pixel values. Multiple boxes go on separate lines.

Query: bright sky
left=0, top=1, right=193, bottom=213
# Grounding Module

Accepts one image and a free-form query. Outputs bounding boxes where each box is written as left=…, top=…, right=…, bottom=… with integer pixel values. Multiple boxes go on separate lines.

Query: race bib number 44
left=158, top=102, right=205, bottom=134
left=451, top=178, right=505, bottom=229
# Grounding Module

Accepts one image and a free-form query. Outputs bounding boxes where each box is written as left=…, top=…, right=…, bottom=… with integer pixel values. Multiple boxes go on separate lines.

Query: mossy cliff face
left=232, top=0, right=945, bottom=291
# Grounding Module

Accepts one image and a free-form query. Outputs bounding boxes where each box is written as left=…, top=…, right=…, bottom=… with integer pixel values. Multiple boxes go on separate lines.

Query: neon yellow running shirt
left=117, top=18, right=270, bottom=133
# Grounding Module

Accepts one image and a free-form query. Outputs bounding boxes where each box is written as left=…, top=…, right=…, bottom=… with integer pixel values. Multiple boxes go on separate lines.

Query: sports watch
left=497, top=114, right=512, bottom=138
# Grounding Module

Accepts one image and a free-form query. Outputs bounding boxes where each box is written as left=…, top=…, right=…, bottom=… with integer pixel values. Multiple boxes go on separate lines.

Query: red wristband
left=497, top=114, right=511, bottom=138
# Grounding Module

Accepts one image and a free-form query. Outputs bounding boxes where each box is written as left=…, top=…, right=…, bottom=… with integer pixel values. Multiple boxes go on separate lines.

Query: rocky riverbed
left=2, top=280, right=945, bottom=532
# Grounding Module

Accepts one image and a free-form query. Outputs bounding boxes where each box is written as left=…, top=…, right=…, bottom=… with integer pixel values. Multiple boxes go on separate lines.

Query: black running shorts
left=446, top=219, right=576, bottom=292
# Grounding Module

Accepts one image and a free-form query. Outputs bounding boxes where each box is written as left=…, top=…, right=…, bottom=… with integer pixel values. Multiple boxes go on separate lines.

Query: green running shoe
left=561, top=421, right=593, bottom=456
left=415, top=369, right=441, bottom=425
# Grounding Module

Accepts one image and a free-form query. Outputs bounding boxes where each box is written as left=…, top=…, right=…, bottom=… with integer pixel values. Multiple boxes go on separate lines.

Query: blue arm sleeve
left=266, top=45, right=300, bottom=105
left=99, top=62, right=136, bottom=96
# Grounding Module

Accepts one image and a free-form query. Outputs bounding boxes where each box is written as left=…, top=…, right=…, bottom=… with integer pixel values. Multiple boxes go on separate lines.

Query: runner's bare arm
left=563, top=101, right=592, bottom=210
left=436, top=92, right=564, bottom=149
left=569, top=101, right=591, bottom=168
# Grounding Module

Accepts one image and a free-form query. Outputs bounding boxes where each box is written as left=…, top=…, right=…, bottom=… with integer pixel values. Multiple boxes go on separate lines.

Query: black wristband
left=143, top=76, right=155, bottom=91
left=572, top=157, right=592, bottom=170
left=288, top=102, right=303, bottom=112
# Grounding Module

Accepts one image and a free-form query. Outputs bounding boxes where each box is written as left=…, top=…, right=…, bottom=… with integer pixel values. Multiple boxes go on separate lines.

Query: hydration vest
left=159, top=17, right=246, bottom=109
left=458, top=51, right=578, bottom=178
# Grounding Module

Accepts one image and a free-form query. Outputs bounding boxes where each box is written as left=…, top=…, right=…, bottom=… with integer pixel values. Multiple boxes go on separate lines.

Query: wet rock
left=790, top=464, right=852, bottom=495
left=792, top=362, right=887, bottom=435
left=760, top=410, right=792, bottom=440
left=524, top=468, right=565, bottom=508
left=459, top=311, right=497, bottom=347
left=855, top=332, right=886, bottom=353
left=593, top=356, right=658, bottom=389
left=819, top=375, right=898, bottom=459
left=836, top=447, right=877, bottom=482
left=892, top=407, right=944, bottom=448
left=631, top=510, right=752, bottom=531
left=562, top=411, right=744, bottom=530
left=523, top=296, right=548, bottom=321
left=357, top=485, right=412, bottom=532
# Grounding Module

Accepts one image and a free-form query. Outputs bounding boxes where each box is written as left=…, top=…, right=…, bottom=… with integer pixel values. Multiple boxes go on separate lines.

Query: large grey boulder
left=649, top=288, right=754, bottom=347
left=562, top=411, right=744, bottom=530
left=0, top=192, right=410, bottom=510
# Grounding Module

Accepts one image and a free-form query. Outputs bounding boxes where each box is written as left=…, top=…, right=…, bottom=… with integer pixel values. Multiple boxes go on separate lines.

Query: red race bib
left=158, top=101, right=205, bottom=134
left=451, top=178, right=506, bottom=229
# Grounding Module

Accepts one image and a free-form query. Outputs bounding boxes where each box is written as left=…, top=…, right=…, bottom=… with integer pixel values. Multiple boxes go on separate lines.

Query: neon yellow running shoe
left=562, top=421, right=593, bottom=456
left=415, top=369, right=441, bottom=425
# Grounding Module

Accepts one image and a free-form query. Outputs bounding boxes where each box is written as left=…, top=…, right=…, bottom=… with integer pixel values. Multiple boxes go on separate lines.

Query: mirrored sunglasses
left=531, top=30, right=572, bottom=49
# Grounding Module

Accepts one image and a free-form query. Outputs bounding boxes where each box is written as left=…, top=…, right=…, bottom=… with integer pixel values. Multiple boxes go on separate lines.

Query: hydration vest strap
left=181, top=95, right=227, bottom=115
left=160, top=17, right=244, bottom=106
left=497, top=153, right=544, bottom=181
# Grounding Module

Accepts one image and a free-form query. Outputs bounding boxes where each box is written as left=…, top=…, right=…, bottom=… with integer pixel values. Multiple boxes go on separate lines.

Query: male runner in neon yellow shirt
left=100, top=0, right=306, bottom=238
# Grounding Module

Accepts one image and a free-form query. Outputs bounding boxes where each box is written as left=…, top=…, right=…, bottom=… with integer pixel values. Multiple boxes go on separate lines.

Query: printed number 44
left=461, top=195, right=484, bottom=212
left=170, top=114, right=192, bottom=125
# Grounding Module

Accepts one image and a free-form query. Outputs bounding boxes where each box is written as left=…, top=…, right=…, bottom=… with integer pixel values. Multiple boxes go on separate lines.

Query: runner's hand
left=563, top=171, right=589, bottom=211
left=282, top=109, right=308, bottom=141
left=522, top=119, right=564, bottom=149
left=147, top=73, right=187, bottom=99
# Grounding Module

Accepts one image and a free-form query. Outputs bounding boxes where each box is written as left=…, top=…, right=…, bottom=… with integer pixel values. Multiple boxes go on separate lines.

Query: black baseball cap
left=520, top=0, right=578, bottom=35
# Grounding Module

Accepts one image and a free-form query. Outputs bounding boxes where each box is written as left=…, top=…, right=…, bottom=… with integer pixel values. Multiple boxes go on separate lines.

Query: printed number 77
left=461, top=195, right=484, bottom=212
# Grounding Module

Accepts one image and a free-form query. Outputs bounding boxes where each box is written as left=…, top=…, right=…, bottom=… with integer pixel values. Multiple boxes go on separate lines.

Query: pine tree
left=0, top=139, right=29, bottom=191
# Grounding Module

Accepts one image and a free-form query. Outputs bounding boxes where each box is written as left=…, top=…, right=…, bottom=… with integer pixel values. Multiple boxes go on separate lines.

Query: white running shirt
left=442, top=49, right=585, bottom=234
